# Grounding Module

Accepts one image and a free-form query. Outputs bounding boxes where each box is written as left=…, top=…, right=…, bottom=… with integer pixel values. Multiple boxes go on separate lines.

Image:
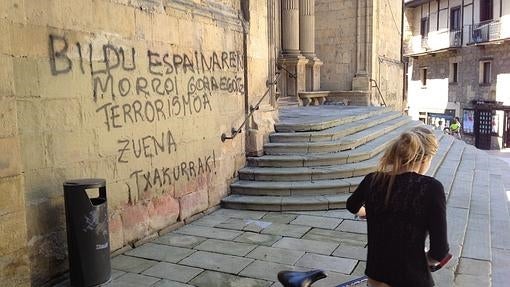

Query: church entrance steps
left=274, top=106, right=386, bottom=133
left=250, top=121, right=421, bottom=168
left=270, top=111, right=401, bottom=143
left=264, top=116, right=412, bottom=155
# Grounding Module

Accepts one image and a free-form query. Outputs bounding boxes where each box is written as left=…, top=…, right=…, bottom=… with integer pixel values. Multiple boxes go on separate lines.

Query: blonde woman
left=347, top=127, right=450, bottom=287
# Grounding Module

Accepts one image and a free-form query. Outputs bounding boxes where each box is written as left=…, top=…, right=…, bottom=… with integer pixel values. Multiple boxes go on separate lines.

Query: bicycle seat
left=277, top=269, right=327, bottom=287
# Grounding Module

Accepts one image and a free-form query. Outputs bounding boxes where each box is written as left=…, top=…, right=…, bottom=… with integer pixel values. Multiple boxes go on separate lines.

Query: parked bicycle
left=277, top=254, right=452, bottom=287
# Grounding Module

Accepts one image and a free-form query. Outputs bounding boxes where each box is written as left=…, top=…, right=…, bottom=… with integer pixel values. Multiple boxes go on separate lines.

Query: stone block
left=125, top=242, right=194, bottom=263
left=91, top=0, right=135, bottom=38
left=332, top=245, right=367, bottom=261
left=147, top=194, right=180, bottom=232
left=190, top=270, right=271, bottom=287
left=179, top=189, right=209, bottom=220
left=9, top=23, right=49, bottom=58
left=179, top=251, right=254, bottom=274
left=0, top=55, right=14, bottom=97
left=0, top=211, right=28, bottom=256
left=109, top=212, right=125, bottom=252
left=121, top=203, right=150, bottom=243
left=152, top=12, right=179, bottom=45
left=0, top=250, right=30, bottom=287
left=12, top=57, right=40, bottom=98
left=0, top=176, right=24, bottom=219
left=18, top=133, right=46, bottom=170
left=143, top=262, right=203, bottom=283
left=0, top=136, right=21, bottom=178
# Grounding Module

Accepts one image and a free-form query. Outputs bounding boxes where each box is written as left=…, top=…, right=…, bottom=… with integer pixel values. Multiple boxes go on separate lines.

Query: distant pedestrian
left=449, top=117, right=461, bottom=139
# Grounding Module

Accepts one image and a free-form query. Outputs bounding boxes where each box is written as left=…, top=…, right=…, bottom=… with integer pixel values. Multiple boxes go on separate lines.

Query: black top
left=347, top=172, right=449, bottom=287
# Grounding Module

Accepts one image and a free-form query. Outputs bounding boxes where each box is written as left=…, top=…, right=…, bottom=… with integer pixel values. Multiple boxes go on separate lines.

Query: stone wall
left=0, top=9, right=31, bottom=285
left=315, top=0, right=358, bottom=91
left=1, top=0, right=273, bottom=285
left=372, top=0, right=404, bottom=110
left=315, top=0, right=404, bottom=109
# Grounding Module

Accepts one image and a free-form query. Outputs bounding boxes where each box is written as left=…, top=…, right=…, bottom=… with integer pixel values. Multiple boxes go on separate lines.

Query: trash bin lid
left=64, top=178, right=106, bottom=189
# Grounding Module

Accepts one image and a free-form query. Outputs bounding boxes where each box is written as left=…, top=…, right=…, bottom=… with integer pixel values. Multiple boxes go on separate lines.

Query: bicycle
left=277, top=253, right=452, bottom=287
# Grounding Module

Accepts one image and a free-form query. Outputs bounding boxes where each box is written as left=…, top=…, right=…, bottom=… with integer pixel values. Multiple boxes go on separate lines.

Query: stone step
left=264, top=116, right=412, bottom=155
left=249, top=121, right=424, bottom=167
left=230, top=177, right=363, bottom=196
left=270, top=111, right=402, bottom=143
left=274, top=106, right=388, bottom=132
left=229, top=132, right=453, bottom=199
left=241, top=131, right=449, bottom=182
left=221, top=194, right=351, bottom=211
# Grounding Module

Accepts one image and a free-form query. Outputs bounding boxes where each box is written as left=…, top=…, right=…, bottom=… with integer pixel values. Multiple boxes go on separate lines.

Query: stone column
left=281, top=0, right=301, bottom=56
left=352, top=0, right=371, bottom=91
left=299, top=0, right=322, bottom=91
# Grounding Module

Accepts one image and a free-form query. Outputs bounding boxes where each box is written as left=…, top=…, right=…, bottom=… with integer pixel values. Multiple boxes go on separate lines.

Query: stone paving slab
left=142, top=262, right=203, bottom=283
left=180, top=251, right=254, bottom=274
left=246, top=246, right=305, bottom=265
left=261, top=222, right=311, bottom=238
left=190, top=270, right=271, bottom=287
left=152, top=280, right=195, bottom=287
left=295, top=253, right=357, bottom=274
left=125, top=243, right=195, bottom=263
left=175, top=225, right=243, bottom=240
left=106, top=272, right=161, bottom=287
left=154, top=233, right=207, bottom=248
left=272, top=237, right=338, bottom=255
left=332, top=245, right=367, bottom=261
left=239, top=260, right=309, bottom=282
left=233, top=232, right=282, bottom=247
left=290, top=214, right=342, bottom=229
left=302, top=228, right=367, bottom=246
left=262, top=213, right=297, bottom=224
left=110, top=254, right=158, bottom=273
left=335, top=219, right=367, bottom=234
left=194, top=239, right=257, bottom=256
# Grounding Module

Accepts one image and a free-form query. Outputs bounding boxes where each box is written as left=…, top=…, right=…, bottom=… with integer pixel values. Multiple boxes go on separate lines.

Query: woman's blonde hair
left=374, top=126, right=439, bottom=205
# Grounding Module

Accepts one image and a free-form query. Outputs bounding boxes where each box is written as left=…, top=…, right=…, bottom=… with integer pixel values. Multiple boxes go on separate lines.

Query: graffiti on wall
left=48, top=34, right=242, bottom=194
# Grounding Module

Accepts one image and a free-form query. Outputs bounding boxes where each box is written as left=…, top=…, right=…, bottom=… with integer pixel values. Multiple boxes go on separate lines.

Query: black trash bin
left=63, top=178, right=111, bottom=287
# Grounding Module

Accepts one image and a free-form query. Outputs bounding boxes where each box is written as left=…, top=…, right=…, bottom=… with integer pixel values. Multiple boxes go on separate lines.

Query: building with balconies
left=404, top=0, right=510, bottom=149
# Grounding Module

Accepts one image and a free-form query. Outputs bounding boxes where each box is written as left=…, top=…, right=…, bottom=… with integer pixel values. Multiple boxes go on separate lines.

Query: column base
left=278, top=56, right=309, bottom=99
left=352, top=74, right=371, bottom=91
left=305, top=57, right=323, bottom=91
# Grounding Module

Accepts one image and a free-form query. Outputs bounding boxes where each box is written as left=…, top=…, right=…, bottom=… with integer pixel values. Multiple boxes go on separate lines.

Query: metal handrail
left=221, top=71, right=283, bottom=142
left=370, top=79, right=387, bottom=107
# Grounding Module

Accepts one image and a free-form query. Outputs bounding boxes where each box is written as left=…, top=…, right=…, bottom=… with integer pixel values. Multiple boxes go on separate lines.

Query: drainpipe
left=241, top=1, right=250, bottom=118
left=401, top=0, right=407, bottom=113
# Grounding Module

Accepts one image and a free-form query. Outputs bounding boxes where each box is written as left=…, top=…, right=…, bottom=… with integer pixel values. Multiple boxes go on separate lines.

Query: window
left=450, top=62, right=458, bottom=83
left=420, top=68, right=428, bottom=87
left=479, top=61, right=492, bottom=85
left=421, top=17, right=429, bottom=37
left=480, top=0, right=493, bottom=22
left=450, top=7, right=461, bottom=31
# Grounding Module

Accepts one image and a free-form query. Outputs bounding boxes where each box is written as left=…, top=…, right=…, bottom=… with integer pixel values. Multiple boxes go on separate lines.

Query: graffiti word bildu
left=49, top=34, right=243, bottom=76
left=130, top=150, right=217, bottom=193
left=117, top=130, right=177, bottom=163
